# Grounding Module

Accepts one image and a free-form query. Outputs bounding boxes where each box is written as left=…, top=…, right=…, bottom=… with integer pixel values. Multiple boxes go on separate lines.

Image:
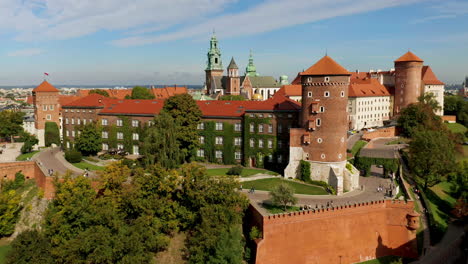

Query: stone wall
left=0, top=161, right=55, bottom=199
left=362, top=126, right=396, bottom=141
left=249, top=200, right=418, bottom=264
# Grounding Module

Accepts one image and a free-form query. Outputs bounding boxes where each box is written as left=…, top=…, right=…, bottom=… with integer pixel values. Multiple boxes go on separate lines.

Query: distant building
left=459, top=76, right=468, bottom=97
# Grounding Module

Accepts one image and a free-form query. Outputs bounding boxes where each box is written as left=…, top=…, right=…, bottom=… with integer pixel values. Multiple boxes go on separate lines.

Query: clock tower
left=205, top=32, right=224, bottom=94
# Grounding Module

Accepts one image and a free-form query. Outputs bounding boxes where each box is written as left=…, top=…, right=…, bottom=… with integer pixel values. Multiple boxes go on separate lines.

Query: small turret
left=246, top=50, right=257, bottom=77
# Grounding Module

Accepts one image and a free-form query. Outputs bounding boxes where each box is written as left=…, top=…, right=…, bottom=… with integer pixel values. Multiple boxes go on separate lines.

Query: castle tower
left=285, top=55, right=359, bottom=194
left=245, top=50, right=257, bottom=77
left=226, top=57, right=240, bottom=95
left=32, top=80, right=60, bottom=146
left=205, top=32, right=223, bottom=94
left=394, top=51, right=424, bottom=114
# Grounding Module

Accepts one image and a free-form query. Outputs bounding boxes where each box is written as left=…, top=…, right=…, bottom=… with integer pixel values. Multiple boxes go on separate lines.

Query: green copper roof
left=228, top=57, right=238, bottom=69
left=206, top=32, right=223, bottom=71
left=245, top=50, right=257, bottom=77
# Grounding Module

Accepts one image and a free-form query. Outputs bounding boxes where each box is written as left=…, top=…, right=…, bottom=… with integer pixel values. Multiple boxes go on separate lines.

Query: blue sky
left=0, top=0, right=467, bottom=86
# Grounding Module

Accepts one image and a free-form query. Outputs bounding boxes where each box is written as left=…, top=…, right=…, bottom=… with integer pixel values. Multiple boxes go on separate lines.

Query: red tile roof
left=58, top=95, right=81, bottom=110
left=100, top=99, right=164, bottom=115
left=277, top=84, right=302, bottom=97
left=76, top=89, right=132, bottom=99
left=151, top=86, right=188, bottom=99
left=301, top=55, right=350, bottom=76
left=395, top=51, right=423, bottom=62
left=291, top=73, right=301, bottom=84
left=421, top=66, right=444, bottom=85
left=62, top=93, right=119, bottom=108
left=349, top=77, right=391, bottom=97
left=33, top=81, right=59, bottom=92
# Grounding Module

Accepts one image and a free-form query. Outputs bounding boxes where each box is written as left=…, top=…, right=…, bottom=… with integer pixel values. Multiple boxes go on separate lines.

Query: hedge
left=65, top=149, right=82, bottom=163
left=45, top=122, right=60, bottom=147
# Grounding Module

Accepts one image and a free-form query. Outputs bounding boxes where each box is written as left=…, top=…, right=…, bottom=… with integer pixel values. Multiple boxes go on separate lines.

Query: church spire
left=206, top=31, right=223, bottom=71
left=245, top=49, right=257, bottom=77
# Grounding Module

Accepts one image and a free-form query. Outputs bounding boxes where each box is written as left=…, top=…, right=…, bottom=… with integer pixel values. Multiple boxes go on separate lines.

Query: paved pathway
left=0, top=143, right=22, bottom=162
left=347, top=132, right=363, bottom=150
left=34, top=147, right=89, bottom=177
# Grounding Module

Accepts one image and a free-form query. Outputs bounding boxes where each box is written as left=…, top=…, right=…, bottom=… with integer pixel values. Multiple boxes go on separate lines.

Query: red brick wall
left=33, top=91, right=60, bottom=129
left=251, top=200, right=418, bottom=264
left=394, top=61, right=423, bottom=115
left=362, top=127, right=397, bottom=141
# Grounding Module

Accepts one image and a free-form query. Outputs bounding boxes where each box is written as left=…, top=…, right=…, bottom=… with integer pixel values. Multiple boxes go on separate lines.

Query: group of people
left=47, top=168, right=54, bottom=176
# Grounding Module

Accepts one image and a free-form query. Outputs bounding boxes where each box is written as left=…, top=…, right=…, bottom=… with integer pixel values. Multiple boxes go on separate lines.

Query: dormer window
left=307, top=77, right=312, bottom=83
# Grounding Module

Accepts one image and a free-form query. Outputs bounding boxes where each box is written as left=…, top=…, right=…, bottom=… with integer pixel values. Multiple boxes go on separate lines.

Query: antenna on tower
left=325, top=48, right=328, bottom=56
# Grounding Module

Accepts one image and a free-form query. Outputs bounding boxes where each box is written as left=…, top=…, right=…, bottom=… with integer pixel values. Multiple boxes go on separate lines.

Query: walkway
left=34, top=147, right=85, bottom=177
left=347, top=131, right=363, bottom=150
left=0, top=143, right=22, bottom=162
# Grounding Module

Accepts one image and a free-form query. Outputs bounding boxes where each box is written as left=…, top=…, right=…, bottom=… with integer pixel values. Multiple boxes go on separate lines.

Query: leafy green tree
left=0, top=111, right=24, bottom=141
left=142, top=112, right=183, bottom=169
left=45, top=122, right=60, bottom=146
left=131, top=86, right=155, bottom=99
left=89, top=89, right=110, bottom=97
left=0, top=189, right=22, bottom=236
left=409, top=129, right=455, bottom=190
left=20, top=133, right=38, bottom=154
left=300, top=160, right=311, bottom=182
left=269, top=183, right=298, bottom=211
left=100, top=161, right=130, bottom=195
left=444, top=95, right=468, bottom=127
left=206, top=226, right=244, bottom=264
left=75, top=123, right=102, bottom=156
left=397, top=102, right=442, bottom=138
left=163, top=94, right=202, bottom=161
left=5, top=230, right=53, bottom=264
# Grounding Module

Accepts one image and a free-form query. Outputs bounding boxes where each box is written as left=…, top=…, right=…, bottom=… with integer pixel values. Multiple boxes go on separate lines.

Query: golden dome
left=252, top=93, right=263, bottom=100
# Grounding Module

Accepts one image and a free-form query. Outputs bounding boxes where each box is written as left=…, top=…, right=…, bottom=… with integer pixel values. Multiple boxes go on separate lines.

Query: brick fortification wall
left=362, top=127, right=397, bottom=141
left=0, top=161, right=55, bottom=199
left=250, top=200, right=418, bottom=264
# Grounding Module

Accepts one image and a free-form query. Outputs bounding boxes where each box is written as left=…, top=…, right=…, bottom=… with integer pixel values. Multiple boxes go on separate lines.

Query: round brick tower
left=300, top=55, right=350, bottom=163
left=394, top=51, right=424, bottom=114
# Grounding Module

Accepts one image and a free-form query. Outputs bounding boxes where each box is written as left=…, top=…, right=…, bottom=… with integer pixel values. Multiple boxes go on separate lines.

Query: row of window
left=101, top=119, right=141, bottom=127
left=357, top=106, right=390, bottom=112
left=357, top=112, right=390, bottom=120
left=65, top=118, right=93, bottom=125
left=201, top=136, right=275, bottom=148
left=66, top=130, right=140, bottom=141
left=102, top=143, right=139, bottom=155
left=197, top=122, right=289, bottom=134
left=196, top=149, right=283, bottom=162
left=358, top=98, right=390, bottom=105
left=42, top=105, right=55, bottom=111
left=307, top=91, right=345, bottom=98
left=65, top=109, right=94, bottom=113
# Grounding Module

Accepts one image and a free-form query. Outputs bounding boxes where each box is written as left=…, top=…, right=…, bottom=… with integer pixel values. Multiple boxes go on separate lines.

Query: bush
left=45, top=122, right=60, bottom=147
left=299, top=160, right=311, bottom=183
left=309, top=180, right=336, bottom=195
left=249, top=226, right=262, bottom=240
left=227, top=165, right=243, bottom=176
left=20, top=133, right=38, bottom=154
left=65, top=149, right=82, bottom=163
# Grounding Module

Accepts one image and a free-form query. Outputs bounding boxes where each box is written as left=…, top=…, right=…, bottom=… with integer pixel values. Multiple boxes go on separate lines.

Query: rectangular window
left=250, top=139, right=255, bottom=148
left=278, top=124, right=282, bottom=133
left=72, top=130, right=75, bottom=137
left=43, top=105, right=47, bottom=111
left=215, top=150, right=223, bottom=159
left=71, top=109, right=74, bottom=113
left=77, top=118, right=80, bottom=125
left=277, top=155, right=282, bottom=163
left=235, top=152, right=241, bottom=160
left=197, top=122, right=205, bottom=130
left=102, top=131, right=108, bottom=139
left=83, top=119, right=86, bottom=125
left=250, top=123, right=254, bottom=133
left=133, top=145, right=139, bottom=155
left=46, top=114, right=51, bottom=120
left=234, top=123, right=241, bottom=131
left=268, top=139, right=273, bottom=148
left=258, top=124, right=263, bottom=133
left=102, top=143, right=108, bottom=151
left=278, top=140, right=283, bottom=149
left=215, top=122, right=223, bottom=131
left=132, top=120, right=139, bottom=127
left=117, top=132, right=123, bottom=140
left=215, top=136, right=223, bottom=145
left=49, top=105, right=54, bottom=110
left=65, top=109, right=68, bottom=113
left=76, top=110, right=80, bottom=113
left=197, top=149, right=205, bottom=157
left=89, top=119, right=92, bottom=124
left=268, top=124, right=273, bottom=133
left=102, top=119, right=108, bottom=126
left=117, top=119, right=123, bottom=127
left=258, top=139, right=264, bottom=148
left=65, top=118, right=69, bottom=124
left=234, top=137, right=242, bottom=146
left=199, top=136, right=205, bottom=144
left=66, top=130, right=69, bottom=137
left=133, top=133, right=139, bottom=141
left=148, top=120, right=154, bottom=126
left=117, top=144, right=124, bottom=150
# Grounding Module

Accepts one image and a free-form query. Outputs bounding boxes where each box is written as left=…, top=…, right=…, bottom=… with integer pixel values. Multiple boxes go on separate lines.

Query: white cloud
left=7, top=48, right=44, bottom=57
left=112, top=0, right=423, bottom=47
left=411, top=0, right=468, bottom=23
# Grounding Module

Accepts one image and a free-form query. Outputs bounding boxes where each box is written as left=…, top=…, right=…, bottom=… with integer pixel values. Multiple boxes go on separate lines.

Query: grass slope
left=241, top=178, right=328, bottom=195
left=206, top=168, right=278, bottom=177
left=16, top=151, right=39, bottom=161
left=72, top=161, right=105, bottom=171
left=446, top=123, right=467, bottom=134
left=0, top=244, right=11, bottom=263
left=351, top=140, right=367, bottom=156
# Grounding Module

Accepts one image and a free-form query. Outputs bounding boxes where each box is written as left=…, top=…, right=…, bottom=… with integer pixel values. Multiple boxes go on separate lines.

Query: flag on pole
left=44, top=72, right=49, bottom=76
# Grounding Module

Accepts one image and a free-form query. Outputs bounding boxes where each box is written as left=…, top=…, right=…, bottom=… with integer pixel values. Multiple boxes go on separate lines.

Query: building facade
left=32, top=81, right=61, bottom=146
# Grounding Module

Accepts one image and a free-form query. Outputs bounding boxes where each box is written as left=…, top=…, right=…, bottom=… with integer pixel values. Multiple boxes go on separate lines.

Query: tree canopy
left=0, top=111, right=24, bottom=141
left=269, top=183, right=298, bottom=211
left=89, top=89, right=110, bottom=97
left=130, top=86, right=155, bottom=99
left=397, top=100, right=443, bottom=138
left=163, top=94, right=202, bottom=161
left=74, top=123, right=102, bottom=156
left=444, top=95, right=468, bottom=127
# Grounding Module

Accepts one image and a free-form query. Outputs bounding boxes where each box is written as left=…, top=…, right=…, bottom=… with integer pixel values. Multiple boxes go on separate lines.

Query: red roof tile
left=395, top=51, right=423, bottom=62
left=33, top=81, right=59, bottom=92
left=421, top=66, right=444, bottom=85
left=151, top=86, right=187, bottom=99
left=62, top=93, right=118, bottom=108
left=277, top=84, right=302, bottom=97
left=349, top=77, right=391, bottom=97
left=301, top=55, right=350, bottom=76
left=76, top=89, right=132, bottom=99
left=291, top=73, right=302, bottom=84
left=100, top=99, right=164, bottom=115
left=58, top=95, right=81, bottom=110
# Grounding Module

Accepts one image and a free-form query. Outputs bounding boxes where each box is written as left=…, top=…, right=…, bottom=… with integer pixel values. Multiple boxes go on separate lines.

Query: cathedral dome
left=252, top=93, right=263, bottom=100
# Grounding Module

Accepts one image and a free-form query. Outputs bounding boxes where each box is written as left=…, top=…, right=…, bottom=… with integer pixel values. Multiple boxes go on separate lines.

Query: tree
left=269, top=183, right=298, bottom=211
left=397, top=102, right=442, bottom=138
left=20, top=133, right=38, bottom=154
left=130, top=86, right=155, bottom=99
left=45, top=122, right=60, bottom=146
left=5, top=230, right=53, bottom=264
left=0, top=189, right=22, bottom=236
left=163, top=94, right=202, bottom=161
left=100, top=161, right=130, bottom=195
left=142, top=111, right=183, bottom=169
left=89, top=89, right=110, bottom=97
left=409, top=129, right=455, bottom=190
left=74, top=123, right=102, bottom=156
left=0, top=111, right=24, bottom=141
left=444, top=95, right=468, bottom=127
left=300, top=160, right=311, bottom=183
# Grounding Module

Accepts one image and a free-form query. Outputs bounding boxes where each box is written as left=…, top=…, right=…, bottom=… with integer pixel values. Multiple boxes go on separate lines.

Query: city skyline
left=0, top=0, right=467, bottom=85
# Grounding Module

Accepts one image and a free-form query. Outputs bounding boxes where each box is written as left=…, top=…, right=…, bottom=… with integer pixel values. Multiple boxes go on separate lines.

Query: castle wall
left=394, top=61, right=423, bottom=114
left=362, top=126, right=397, bottom=141
left=250, top=200, right=418, bottom=264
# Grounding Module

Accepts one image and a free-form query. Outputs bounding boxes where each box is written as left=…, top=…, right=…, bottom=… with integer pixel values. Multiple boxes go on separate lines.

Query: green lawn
left=15, top=151, right=39, bottom=161
left=0, top=244, right=11, bottom=263
left=241, top=178, right=328, bottom=195
left=206, top=168, right=279, bottom=177
left=72, top=161, right=105, bottom=171
left=446, top=123, right=467, bottom=134
left=262, top=203, right=300, bottom=214
left=351, top=140, right=367, bottom=156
